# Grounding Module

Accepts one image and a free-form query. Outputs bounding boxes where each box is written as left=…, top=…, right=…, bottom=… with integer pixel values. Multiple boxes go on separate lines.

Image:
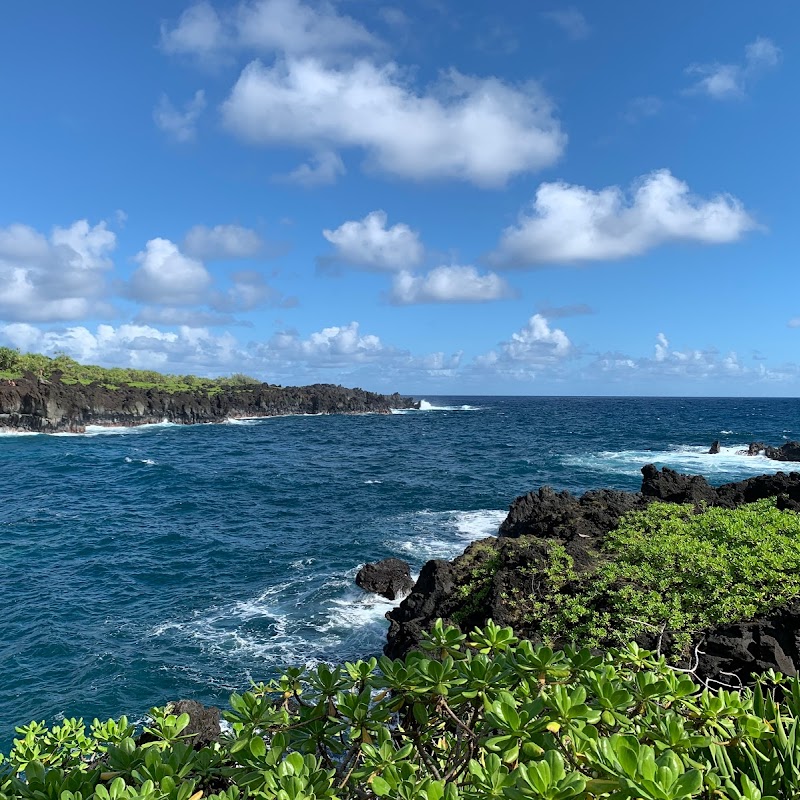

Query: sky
left=0, top=1, right=798, bottom=396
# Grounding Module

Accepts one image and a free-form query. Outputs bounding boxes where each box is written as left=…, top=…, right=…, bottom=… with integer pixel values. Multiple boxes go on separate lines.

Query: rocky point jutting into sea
left=382, top=464, right=800, bottom=686
left=0, top=374, right=418, bottom=433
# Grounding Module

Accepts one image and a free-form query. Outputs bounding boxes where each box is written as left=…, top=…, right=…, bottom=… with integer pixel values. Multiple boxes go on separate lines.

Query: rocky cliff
left=385, top=466, right=800, bottom=684
left=0, top=376, right=418, bottom=433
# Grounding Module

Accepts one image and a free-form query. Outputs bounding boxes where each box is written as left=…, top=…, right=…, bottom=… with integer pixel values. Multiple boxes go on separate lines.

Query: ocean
left=1, top=396, right=798, bottom=742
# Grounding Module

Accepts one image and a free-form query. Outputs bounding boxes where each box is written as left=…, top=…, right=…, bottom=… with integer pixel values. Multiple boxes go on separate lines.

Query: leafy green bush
left=0, top=349, right=261, bottom=394
left=4, top=622, right=800, bottom=799
left=500, top=499, right=800, bottom=654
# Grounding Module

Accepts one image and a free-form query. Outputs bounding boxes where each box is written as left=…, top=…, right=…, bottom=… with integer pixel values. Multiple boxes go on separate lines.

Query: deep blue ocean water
left=1, top=395, right=799, bottom=742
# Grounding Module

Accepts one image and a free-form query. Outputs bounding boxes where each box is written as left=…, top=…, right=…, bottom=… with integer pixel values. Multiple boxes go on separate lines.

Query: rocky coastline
left=0, top=375, right=418, bottom=433
left=376, top=465, right=800, bottom=685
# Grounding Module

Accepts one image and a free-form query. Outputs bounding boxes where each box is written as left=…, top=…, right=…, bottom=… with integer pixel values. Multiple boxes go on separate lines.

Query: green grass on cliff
left=468, top=499, right=800, bottom=655
left=0, top=347, right=262, bottom=393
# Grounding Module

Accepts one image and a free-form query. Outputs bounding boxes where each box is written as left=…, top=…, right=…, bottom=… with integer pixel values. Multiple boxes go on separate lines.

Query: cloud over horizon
left=491, top=170, right=756, bottom=266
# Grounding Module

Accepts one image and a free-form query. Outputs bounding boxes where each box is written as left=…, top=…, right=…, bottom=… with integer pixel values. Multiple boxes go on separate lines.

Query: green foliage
left=0, top=350, right=263, bottom=394
left=6, top=625, right=800, bottom=799
left=501, top=499, right=800, bottom=654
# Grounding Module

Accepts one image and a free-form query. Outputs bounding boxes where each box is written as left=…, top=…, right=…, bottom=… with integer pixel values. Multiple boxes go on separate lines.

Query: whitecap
left=386, top=508, right=504, bottom=563
left=392, top=400, right=482, bottom=413
left=364, top=479, right=383, bottom=485
left=562, top=444, right=789, bottom=479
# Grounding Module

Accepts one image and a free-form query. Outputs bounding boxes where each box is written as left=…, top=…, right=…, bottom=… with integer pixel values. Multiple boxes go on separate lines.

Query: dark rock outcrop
left=168, top=700, right=221, bottom=747
left=743, top=441, right=800, bottom=462
left=638, top=602, right=800, bottom=686
left=0, top=377, right=417, bottom=433
left=136, top=699, right=220, bottom=749
left=355, top=558, right=414, bottom=600
left=385, top=465, right=800, bottom=680
left=708, top=440, right=720, bottom=454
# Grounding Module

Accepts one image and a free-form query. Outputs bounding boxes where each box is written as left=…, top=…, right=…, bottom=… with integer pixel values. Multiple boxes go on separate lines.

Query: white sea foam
left=562, top=444, right=789, bottom=478
left=0, top=428, right=40, bottom=437
left=364, top=479, right=383, bottom=484
left=391, top=400, right=481, bottom=414
left=720, top=430, right=734, bottom=434
left=387, top=508, right=505, bottom=563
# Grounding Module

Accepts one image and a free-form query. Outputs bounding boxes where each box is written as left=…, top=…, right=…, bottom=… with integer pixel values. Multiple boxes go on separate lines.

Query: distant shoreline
left=0, top=375, right=418, bottom=434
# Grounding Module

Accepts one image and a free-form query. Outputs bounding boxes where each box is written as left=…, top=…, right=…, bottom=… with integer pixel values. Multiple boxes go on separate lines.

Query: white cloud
left=789, top=318, right=800, bottom=329
left=161, top=0, right=378, bottom=61
left=267, top=321, right=384, bottom=365
left=390, top=266, right=512, bottom=305
left=211, top=269, right=296, bottom=311
left=491, top=169, right=756, bottom=266
left=154, top=90, right=206, bottom=142
left=686, top=36, right=781, bottom=99
left=0, top=322, right=241, bottom=374
left=0, top=220, right=116, bottom=322
left=654, top=332, right=670, bottom=362
left=475, top=314, right=574, bottom=379
left=183, top=224, right=263, bottom=260
left=322, top=211, right=424, bottom=271
left=222, top=58, right=565, bottom=186
left=543, top=8, right=589, bottom=40
left=129, top=238, right=212, bottom=305
left=160, top=2, right=226, bottom=60
left=281, top=150, right=345, bottom=187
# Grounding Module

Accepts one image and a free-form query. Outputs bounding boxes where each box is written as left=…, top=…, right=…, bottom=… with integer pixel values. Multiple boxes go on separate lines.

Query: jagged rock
left=708, top=440, right=721, bottom=454
left=742, top=441, right=800, bottom=462
left=385, top=560, right=455, bottom=658
left=136, top=699, right=220, bottom=749
left=168, top=700, right=221, bottom=747
left=0, top=377, right=417, bottom=433
left=641, top=464, right=718, bottom=506
left=499, top=487, right=647, bottom=541
left=638, top=602, right=800, bottom=685
left=356, top=558, right=414, bottom=600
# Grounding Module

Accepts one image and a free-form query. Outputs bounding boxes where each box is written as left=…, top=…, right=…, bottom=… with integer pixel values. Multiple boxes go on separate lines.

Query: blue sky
left=0, top=1, right=797, bottom=395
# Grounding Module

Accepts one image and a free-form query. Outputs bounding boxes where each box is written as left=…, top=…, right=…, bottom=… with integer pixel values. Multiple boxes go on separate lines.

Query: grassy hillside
left=0, top=347, right=261, bottom=394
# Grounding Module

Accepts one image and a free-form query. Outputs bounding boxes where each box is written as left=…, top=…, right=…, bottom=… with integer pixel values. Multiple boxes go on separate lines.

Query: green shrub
left=503, top=499, right=800, bottom=654
left=0, top=350, right=265, bottom=394
left=3, top=623, right=800, bottom=799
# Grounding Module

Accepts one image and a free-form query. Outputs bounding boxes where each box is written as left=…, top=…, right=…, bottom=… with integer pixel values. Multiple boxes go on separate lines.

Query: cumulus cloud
left=390, top=266, right=512, bottom=305
left=474, top=314, right=574, bottom=379
left=491, top=169, right=756, bottom=267
left=183, top=224, right=264, bottom=260
left=0, top=220, right=116, bottom=322
left=129, top=238, right=212, bottom=305
left=322, top=211, right=424, bottom=271
left=266, top=321, right=385, bottom=366
left=211, top=269, right=297, bottom=312
left=0, top=322, right=242, bottom=374
left=685, top=37, right=781, bottom=99
left=222, top=58, right=565, bottom=186
left=281, top=151, right=346, bottom=187
left=154, top=90, right=206, bottom=142
left=543, top=8, right=589, bottom=40
left=161, top=0, right=378, bottom=61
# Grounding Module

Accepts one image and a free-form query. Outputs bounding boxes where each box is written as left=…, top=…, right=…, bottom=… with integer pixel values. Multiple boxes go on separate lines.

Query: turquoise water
left=1, top=396, right=798, bottom=740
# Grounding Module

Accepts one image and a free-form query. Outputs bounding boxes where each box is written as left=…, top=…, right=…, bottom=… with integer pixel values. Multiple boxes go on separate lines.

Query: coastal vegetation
left=0, top=348, right=261, bottom=393
left=432, top=498, right=800, bottom=660
left=4, top=622, right=800, bottom=799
